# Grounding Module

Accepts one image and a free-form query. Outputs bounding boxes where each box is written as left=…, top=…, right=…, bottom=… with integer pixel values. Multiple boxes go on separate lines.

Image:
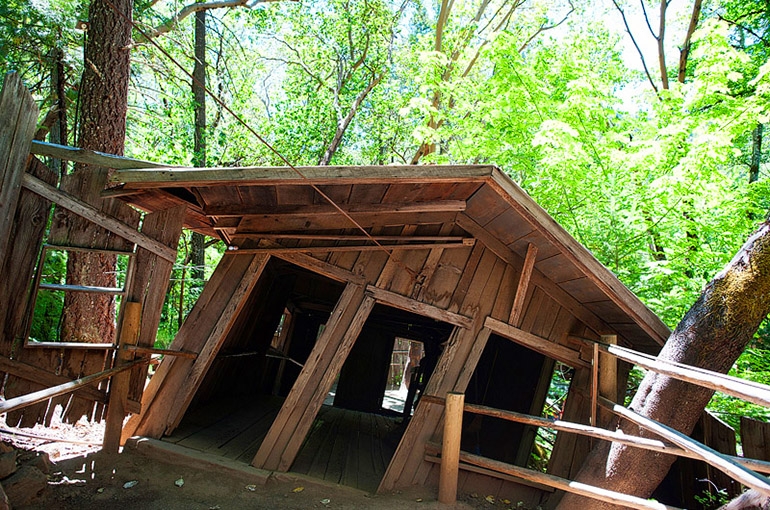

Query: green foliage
left=28, top=249, right=67, bottom=342
left=8, top=0, right=770, bottom=444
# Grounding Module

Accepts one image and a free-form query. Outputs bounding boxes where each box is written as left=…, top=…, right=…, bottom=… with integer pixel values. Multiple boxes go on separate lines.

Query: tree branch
left=146, top=0, right=290, bottom=39
left=611, top=0, right=660, bottom=96
left=677, top=0, right=702, bottom=83
left=657, top=0, right=669, bottom=89
left=319, top=72, right=383, bottom=165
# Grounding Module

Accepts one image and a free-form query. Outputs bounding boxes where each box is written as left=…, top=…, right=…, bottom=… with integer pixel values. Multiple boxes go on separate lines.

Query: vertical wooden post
left=439, top=392, right=464, bottom=504
left=591, top=342, right=599, bottom=427
left=103, top=301, right=141, bottom=453
left=599, top=334, right=618, bottom=427
left=509, top=243, right=538, bottom=327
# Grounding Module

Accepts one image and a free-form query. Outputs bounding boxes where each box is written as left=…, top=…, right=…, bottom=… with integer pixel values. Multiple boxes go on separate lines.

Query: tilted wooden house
left=0, top=73, right=683, bottom=507
left=104, top=163, right=670, bottom=505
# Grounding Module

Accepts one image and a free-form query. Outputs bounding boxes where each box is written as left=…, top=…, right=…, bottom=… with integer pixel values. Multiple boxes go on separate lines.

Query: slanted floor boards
left=161, top=394, right=402, bottom=493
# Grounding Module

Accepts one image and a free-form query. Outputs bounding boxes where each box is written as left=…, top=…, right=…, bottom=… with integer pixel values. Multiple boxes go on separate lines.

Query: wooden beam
left=420, top=395, right=770, bottom=475
left=0, top=72, right=39, bottom=272
left=0, top=359, right=147, bottom=415
left=452, top=450, right=683, bottom=510
left=509, top=243, right=538, bottom=326
left=111, top=164, right=495, bottom=188
left=221, top=211, right=460, bottom=234
left=124, top=346, right=198, bottom=359
left=575, top=338, right=770, bottom=408
left=21, top=173, right=178, bottom=262
left=209, top=201, right=467, bottom=218
left=484, top=316, right=589, bottom=368
left=488, top=171, right=670, bottom=345
left=30, top=140, right=169, bottom=170
left=602, top=397, right=770, bottom=497
left=245, top=234, right=469, bottom=242
left=125, top=253, right=267, bottom=440
left=265, top=242, right=366, bottom=285
left=424, top=448, right=554, bottom=492
left=366, top=285, right=473, bottom=329
left=0, top=356, right=106, bottom=404
left=224, top=241, right=473, bottom=255
left=103, top=301, right=141, bottom=453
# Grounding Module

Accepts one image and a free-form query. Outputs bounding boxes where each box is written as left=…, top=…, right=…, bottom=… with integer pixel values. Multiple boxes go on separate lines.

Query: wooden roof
left=109, top=164, right=670, bottom=353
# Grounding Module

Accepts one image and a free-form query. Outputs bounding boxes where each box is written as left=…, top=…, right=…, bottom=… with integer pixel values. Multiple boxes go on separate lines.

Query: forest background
left=1, top=0, right=769, bottom=437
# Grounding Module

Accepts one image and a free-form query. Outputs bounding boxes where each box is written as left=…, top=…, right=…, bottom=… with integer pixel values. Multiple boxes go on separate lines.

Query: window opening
left=25, top=244, right=134, bottom=349
left=528, top=361, right=574, bottom=472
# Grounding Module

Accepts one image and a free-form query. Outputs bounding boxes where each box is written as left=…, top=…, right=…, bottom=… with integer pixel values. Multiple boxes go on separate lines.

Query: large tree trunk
left=44, top=0, right=138, bottom=422
left=555, top=219, right=770, bottom=509
left=190, top=6, right=207, bottom=283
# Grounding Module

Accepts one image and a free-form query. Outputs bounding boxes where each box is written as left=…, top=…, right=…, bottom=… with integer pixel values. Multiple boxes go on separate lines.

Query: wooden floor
left=163, top=394, right=404, bottom=492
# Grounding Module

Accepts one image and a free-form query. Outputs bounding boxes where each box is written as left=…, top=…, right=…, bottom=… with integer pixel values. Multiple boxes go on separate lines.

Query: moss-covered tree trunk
left=555, top=219, right=770, bottom=509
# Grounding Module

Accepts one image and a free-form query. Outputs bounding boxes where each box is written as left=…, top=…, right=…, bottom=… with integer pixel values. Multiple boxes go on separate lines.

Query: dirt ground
left=0, top=414, right=530, bottom=510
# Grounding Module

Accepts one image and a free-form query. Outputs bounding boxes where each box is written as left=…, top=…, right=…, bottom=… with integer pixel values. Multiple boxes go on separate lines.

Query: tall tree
left=190, top=4, right=206, bottom=283
left=43, top=0, right=140, bottom=422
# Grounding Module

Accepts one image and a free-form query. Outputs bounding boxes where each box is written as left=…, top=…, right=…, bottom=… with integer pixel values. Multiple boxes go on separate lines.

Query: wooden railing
left=426, top=337, right=770, bottom=508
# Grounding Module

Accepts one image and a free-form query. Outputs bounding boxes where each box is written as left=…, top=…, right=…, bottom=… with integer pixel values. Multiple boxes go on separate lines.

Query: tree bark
left=191, top=5, right=206, bottom=282
left=44, top=0, right=138, bottom=422
left=555, top=219, right=770, bottom=509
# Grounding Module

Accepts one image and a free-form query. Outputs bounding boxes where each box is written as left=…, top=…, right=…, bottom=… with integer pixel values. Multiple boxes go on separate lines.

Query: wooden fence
left=427, top=334, right=770, bottom=508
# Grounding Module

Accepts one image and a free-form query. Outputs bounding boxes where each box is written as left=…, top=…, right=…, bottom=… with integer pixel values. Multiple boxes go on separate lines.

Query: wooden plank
left=0, top=356, right=106, bottom=404
left=126, top=204, right=186, bottom=402
left=224, top=241, right=472, bottom=254
left=458, top=451, right=684, bottom=510
left=111, top=165, right=496, bottom=188
left=275, top=294, right=373, bottom=473
left=271, top=250, right=365, bottom=285
left=0, top=359, right=146, bottom=415
left=446, top=242, right=486, bottom=313
left=743, top=417, right=770, bottom=463
left=209, top=200, right=467, bottom=217
left=0, top=157, right=56, bottom=375
left=252, top=234, right=469, bottom=242
left=124, top=346, right=197, bottom=359
left=21, top=173, right=177, bottom=262
left=591, top=342, right=599, bottom=427
left=164, top=254, right=270, bottom=433
left=366, top=285, right=473, bottom=329
left=103, top=301, right=141, bottom=453
left=375, top=225, right=418, bottom=288
left=584, top=340, right=770, bottom=408
left=30, top=140, right=168, bottom=170
left=484, top=317, right=589, bottom=369
left=0, top=72, right=39, bottom=272
left=509, top=243, right=538, bottom=326
left=488, top=171, right=670, bottom=345
left=251, top=287, right=376, bottom=471
left=413, top=223, right=458, bottom=300
left=602, top=397, right=770, bottom=497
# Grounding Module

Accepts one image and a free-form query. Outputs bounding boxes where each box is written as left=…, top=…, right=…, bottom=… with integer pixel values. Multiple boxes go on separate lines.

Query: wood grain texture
left=0, top=73, right=39, bottom=272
